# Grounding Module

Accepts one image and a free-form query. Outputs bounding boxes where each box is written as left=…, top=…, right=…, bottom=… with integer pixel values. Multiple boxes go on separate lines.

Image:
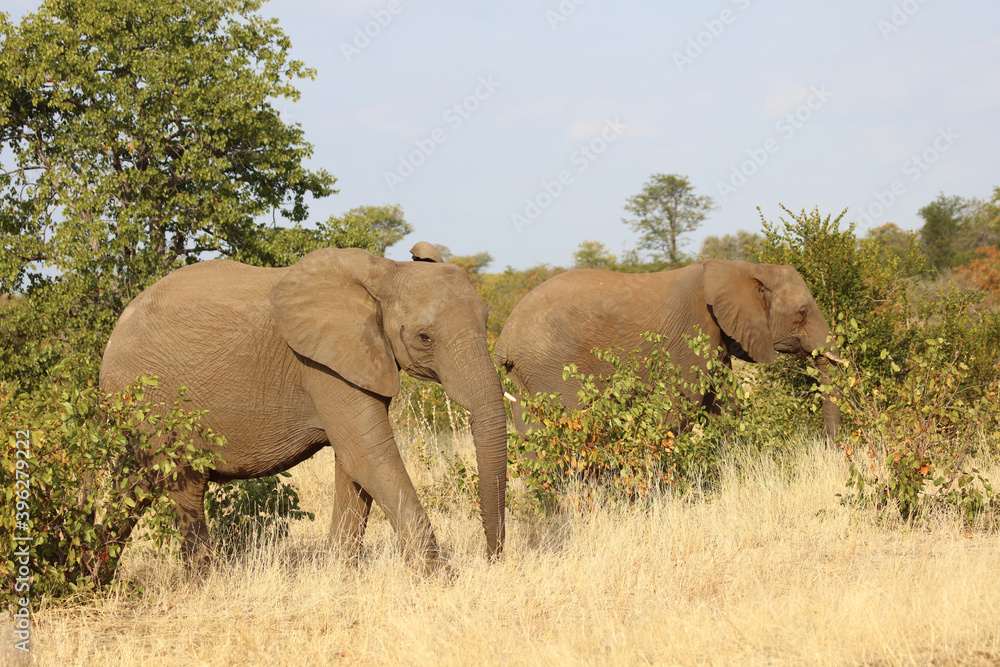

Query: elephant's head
left=269, top=244, right=506, bottom=558
left=702, top=259, right=843, bottom=437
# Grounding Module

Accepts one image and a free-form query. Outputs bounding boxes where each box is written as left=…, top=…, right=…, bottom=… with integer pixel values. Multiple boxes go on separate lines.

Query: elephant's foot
left=181, top=533, right=215, bottom=575
left=398, top=526, right=454, bottom=577
left=423, top=555, right=457, bottom=581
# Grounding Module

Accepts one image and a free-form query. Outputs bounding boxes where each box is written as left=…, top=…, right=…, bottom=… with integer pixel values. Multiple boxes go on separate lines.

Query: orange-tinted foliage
left=955, top=246, right=1000, bottom=308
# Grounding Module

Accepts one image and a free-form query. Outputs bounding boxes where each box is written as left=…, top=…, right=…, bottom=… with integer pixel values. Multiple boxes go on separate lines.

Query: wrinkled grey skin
left=100, top=244, right=506, bottom=571
left=496, top=259, right=843, bottom=440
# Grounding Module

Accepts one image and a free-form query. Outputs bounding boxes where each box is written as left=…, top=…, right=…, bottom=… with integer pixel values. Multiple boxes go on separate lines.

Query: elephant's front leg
left=328, top=456, right=373, bottom=561
left=323, top=394, right=444, bottom=572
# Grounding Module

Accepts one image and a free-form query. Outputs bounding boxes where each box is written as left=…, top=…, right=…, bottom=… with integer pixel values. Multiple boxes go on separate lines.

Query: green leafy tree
left=699, top=230, right=761, bottom=261
left=0, top=0, right=336, bottom=386
left=337, top=204, right=412, bottom=256
left=919, top=194, right=967, bottom=271
left=572, top=240, right=617, bottom=269
left=230, top=214, right=380, bottom=268
left=918, top=193, right=998, bottom=271
left=622, top=173, right=714, bottom=265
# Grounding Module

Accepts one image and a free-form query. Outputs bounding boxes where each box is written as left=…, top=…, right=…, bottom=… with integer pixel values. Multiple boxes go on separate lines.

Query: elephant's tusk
left=823, top=350, right=848, bottom=366
left=503, top=391, right=519, bottom=404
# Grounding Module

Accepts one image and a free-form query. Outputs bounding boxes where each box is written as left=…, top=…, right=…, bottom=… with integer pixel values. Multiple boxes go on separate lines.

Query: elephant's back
left=136, top=260, right=284, bottom=307
left=100, top=260, right=289, bottom=394
left=496, top=265, right=714, bottom=390
left=498, top=269, right=676, bottom=348
left=498, top=269, right=668, bottom=392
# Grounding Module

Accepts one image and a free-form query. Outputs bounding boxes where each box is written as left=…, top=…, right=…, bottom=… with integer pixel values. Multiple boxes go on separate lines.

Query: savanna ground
left=7, top=423, right=1000, bottom=667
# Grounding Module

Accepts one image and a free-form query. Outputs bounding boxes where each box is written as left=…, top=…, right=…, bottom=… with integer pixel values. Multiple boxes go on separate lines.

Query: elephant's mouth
left=404, top=363, right=439, bottom=383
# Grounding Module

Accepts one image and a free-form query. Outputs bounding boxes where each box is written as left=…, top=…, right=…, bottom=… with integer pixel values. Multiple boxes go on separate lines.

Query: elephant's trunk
left=814, top=354, right=842, bottom=442
left=439, top=341, right=507, bottom=559
left=800, top=318, right=845, bottom=442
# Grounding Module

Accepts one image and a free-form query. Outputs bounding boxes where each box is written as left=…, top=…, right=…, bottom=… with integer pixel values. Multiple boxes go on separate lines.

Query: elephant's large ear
left=410, top=241, right=444, bottom=263
left=702, top=260, right=776, bottom=363
left=270, top=248, right=400, bottom=397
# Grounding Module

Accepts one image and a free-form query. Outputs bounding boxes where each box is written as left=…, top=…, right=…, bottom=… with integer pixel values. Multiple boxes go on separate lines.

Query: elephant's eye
left=418, top=332, right=432, bottom=346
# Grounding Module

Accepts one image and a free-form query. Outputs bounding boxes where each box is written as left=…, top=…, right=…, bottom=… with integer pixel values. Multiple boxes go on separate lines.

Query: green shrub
left=834, top=321, right=1000, bottom=525
left=507, top=331, right=830, bottom=515
left=204, top=474, right=313, bottom=559
left=753, top=207, right=1000, bottom=525
left=913, top=283, right=1000, bottom=393
left=1, top=358, right=220, bottom=607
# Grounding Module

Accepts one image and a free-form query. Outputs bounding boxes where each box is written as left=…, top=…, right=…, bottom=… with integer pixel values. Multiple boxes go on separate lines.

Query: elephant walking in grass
left=100, top=243, right=506, bottom=572
left=496, top=259, right=844, bottom=439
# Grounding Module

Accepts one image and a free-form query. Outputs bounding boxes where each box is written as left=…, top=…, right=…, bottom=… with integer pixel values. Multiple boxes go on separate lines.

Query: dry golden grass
left=19, top=431, right=1000, bottom=666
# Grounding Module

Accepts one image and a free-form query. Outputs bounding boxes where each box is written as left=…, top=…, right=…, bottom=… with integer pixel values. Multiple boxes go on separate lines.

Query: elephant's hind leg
left=167, top=464, right=212, bottom=569
left=328, top=456, right=374, bottom=561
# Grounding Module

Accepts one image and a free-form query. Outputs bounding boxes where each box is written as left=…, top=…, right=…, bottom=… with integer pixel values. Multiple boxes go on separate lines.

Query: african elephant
left=100, top=243, right=506, bottom=571
left=495, top=259, right=843, bottom=439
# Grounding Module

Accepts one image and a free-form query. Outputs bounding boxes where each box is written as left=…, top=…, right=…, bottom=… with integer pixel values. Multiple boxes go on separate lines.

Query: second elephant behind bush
left=496, top=259, right=844, bottom=438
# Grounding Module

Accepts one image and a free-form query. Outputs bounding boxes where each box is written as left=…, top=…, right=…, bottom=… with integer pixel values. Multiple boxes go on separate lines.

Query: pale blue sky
left=6, top=0, right=999, bottom=269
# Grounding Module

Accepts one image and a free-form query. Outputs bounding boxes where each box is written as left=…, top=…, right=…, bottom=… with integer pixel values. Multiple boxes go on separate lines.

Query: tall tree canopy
left=0, top=0, right=337, bottom=384
left=622, top=173, right=714, bottom=265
